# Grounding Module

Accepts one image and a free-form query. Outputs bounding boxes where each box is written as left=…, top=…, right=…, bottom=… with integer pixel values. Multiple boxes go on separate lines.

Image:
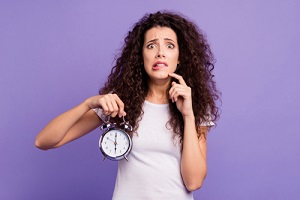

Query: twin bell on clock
left=99, top=116, right=133, bottom=161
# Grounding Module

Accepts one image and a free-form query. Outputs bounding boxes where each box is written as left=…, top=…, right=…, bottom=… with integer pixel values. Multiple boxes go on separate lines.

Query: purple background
left=1, top=1, right=299, bottom=199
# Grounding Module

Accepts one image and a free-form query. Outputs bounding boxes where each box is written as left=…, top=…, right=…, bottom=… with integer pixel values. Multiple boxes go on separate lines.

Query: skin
left=143, top=26, right=179, bottom=103
left=35, top=26, right=207, bottom=191
left=143, top=27, right=179, bottom=84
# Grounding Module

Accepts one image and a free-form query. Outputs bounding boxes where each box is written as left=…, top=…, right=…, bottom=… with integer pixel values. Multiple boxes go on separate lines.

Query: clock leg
left=124, top=155, right=128, bottom=162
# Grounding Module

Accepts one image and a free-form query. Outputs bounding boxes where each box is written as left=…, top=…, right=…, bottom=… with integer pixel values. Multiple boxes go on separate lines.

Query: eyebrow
left=145, top=38, right=176, bottom=44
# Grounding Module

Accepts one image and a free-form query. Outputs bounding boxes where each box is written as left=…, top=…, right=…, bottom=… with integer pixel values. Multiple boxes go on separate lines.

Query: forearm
left=181, top=115, right=207, bottom=191
left=35, top=100, right=91, bottom=149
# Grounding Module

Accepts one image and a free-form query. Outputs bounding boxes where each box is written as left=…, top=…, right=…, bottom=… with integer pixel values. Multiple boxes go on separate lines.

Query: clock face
left=100, top=129, right=131, bottom=160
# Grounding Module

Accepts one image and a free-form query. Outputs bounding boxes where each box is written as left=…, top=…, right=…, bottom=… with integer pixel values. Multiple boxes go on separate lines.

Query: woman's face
left=142, top=26, right=180, bottom=82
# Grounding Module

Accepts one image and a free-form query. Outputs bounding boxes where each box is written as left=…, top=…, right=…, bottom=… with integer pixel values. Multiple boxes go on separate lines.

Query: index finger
left=113, top=94, right=126, bottom=117
left=168, top=73, right=187, bottom=86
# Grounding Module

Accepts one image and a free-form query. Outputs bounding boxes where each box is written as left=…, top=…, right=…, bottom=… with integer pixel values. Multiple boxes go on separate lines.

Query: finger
left=169, top=82, right=185, bottom=102
left=168, top=73, right=187, bottom=86
left=110, top=99, right=119, bottom=118
left=100, top=94, right=115, bottom=115
left=98, top=94, right=126, bottom=117
left=98, top=98, right=110, bottom=114
left=169, top=82, right=184, bottom=97
left=169, top=84, right=190, bottom=102
left=169, top=82, right=177, bottom=102
left=170, top=88, right=183, bottom=102
left=113, top=94, right=126, bottom=117
left=108, top=94, right=124, bottom=117
left=105, top=96, right=115, bottom=113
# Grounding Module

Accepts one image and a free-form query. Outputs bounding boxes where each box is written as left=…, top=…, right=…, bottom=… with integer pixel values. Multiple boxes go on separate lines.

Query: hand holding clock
left=84, top=94, right=126, bottom=118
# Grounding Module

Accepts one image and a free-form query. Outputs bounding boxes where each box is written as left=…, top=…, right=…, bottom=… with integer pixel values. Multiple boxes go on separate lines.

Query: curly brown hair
left=99, top=11, right=220, bottom=141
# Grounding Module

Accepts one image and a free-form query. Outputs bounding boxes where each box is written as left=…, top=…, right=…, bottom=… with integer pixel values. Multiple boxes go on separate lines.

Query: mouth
left=152, top=61, right=168, bottom=70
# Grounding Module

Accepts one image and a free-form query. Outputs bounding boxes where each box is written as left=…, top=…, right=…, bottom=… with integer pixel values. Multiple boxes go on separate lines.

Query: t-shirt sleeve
left=200, top=114, right=215, bottom=127
left=200, top=120, right=215, bottom=127
left=93, top=108, right=108, bottom=122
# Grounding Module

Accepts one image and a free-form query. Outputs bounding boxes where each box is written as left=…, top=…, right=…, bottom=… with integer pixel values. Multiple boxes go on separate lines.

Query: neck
left=146, top=79, right=171, bottom=104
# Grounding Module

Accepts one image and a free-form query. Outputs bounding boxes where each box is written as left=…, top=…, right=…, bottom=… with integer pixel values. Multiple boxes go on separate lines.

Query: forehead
left=144, top=26, right=178, bottom=42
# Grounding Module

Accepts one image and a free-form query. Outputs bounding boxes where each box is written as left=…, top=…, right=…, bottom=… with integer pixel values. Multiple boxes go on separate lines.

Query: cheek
left=142, top=60, right=152, bottom=73
left=142, top=53, right=152, bottom=67
left=142, top=52, right=150, bottom=64
left=171, top=54, right=180, bottom=67
left=170, top=65, right=177, bottom=73
left=170, top=50, right=179, bottom=62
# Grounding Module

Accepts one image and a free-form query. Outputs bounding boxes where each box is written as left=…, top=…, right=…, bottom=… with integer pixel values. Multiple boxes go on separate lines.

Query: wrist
left=183, top=114, right=195, bottom=122
left=82, top=98, right=94, bottom=110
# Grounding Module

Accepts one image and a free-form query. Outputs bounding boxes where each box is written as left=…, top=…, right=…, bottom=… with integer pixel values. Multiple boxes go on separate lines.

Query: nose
left=156, top=46, right=165, bottom=58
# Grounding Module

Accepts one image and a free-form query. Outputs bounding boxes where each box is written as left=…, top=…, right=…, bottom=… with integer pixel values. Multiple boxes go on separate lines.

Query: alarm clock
left=99, top=116, right=133, bottom=161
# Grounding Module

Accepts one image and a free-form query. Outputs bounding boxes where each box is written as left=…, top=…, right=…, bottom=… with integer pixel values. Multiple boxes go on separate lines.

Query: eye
left=146, top=44, right=156, bottom=49
left=167, top=43, right=175, bottom=49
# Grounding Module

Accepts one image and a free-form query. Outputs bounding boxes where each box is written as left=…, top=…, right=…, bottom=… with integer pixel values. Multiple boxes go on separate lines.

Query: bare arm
left=35, top=94, right=126, bottom=150
left=168, top=73, right=208, bottom=191
left=180, top=118, right=208, bottom=191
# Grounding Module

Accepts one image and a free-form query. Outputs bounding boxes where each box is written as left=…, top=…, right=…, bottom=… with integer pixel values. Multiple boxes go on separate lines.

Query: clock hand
left=107, top=138, right=115, bottom=143
left=114, top=132, right=117, bottom=155
left=115, top=132, right=118, bottom=144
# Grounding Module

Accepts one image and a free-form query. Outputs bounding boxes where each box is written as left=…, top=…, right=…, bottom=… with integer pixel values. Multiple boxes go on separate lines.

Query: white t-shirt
left=94, top=101, right=212, bottom=200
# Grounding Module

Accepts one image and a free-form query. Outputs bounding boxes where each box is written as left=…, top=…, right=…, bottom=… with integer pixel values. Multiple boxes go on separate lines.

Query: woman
left=35, top=11, right=220, bottom=199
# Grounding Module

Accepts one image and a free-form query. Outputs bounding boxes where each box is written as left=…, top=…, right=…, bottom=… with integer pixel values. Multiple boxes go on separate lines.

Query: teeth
left=156, top=63, right=165, bottom=67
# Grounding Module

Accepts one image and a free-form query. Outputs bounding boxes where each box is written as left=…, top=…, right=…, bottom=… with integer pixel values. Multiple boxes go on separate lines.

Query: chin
left=155, top=73, right=169, bottom=79
left=148, top=70, right=173, bottom=81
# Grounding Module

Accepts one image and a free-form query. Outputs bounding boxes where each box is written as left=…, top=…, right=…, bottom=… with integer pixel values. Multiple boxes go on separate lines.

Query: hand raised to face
left=168, top=73, right=194, bottom=117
